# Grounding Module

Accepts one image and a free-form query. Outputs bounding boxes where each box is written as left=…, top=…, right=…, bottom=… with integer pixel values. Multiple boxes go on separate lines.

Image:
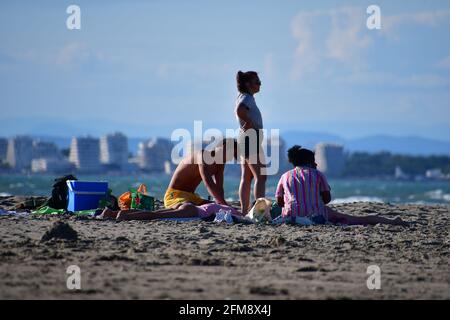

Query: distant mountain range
left=1, top=116, right=449, bottom=156
left=282, top=131, right=450, bottom=156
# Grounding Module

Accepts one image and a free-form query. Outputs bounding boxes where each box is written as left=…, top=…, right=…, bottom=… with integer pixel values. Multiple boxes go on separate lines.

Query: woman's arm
left=213, top=165, right=226, bottom=205
left=276, top=196, right=284, bottom=208
left=236, top=103, right=253, bottom=131
left=321, top=191, right=331, bottom=204
left=196, top=152, right=227, bottom=205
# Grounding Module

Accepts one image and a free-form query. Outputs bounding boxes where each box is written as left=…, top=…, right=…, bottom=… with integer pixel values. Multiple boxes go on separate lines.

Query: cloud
left=291, top=10, right=323, bottom=78
left=334, top=71, right=450, bottom=88
left=291, top=7, right=373, bottom=79
left=436, top=55, right=450, bottom=69
left=379, top=9, right=450, bottom=41
left=382, top=8, right=450, bottom=37
left=326, top=7, right=372, bottom=62
left=55, top=42, right=107, bottom=68
left=290, top=7, right=450, bottom=80
left=402, top=74, right=450, bottom=88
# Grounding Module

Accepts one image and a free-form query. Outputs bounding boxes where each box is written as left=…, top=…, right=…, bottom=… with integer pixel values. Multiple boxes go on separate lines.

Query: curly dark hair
left=236, top=70, right=259, bottom=94
left=287, top=145, right=315, bottom=167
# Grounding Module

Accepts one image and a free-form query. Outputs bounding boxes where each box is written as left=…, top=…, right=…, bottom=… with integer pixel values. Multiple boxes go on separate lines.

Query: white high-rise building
left=6, top=136, right=33, bottom=170
left=31, top=158, right=73, bottom=173
left=138, top=138, right=173, bottom=173
left=315, top=143, right=345, bottom=177
left=100, top=132, right=128, bottom=168
left=426, top=168, right=444, bottom=179
left=69, top=136, right=101, bottom=172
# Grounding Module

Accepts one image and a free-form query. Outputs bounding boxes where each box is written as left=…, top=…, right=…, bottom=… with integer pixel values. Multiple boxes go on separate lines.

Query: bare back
left=168, top=151, right=222, bottom=193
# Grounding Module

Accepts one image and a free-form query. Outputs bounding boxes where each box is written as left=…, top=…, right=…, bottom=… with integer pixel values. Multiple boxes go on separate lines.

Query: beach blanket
left=212, top=211, right=319, bottom=225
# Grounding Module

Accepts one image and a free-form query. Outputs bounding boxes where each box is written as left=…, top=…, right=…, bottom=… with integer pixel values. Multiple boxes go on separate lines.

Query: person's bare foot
left=97, top=208, right=118, bottom=220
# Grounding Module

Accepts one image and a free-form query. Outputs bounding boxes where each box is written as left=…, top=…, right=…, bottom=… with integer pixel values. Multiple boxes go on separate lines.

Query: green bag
left=130, top=189, right=155, bottom=211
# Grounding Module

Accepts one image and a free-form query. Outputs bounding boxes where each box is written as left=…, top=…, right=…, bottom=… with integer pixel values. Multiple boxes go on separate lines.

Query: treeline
left=342, top=152, right=450, bottom=177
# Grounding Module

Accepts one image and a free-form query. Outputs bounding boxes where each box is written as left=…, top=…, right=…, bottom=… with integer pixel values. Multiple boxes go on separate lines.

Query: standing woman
left=235, top=70, right=266, bottom=214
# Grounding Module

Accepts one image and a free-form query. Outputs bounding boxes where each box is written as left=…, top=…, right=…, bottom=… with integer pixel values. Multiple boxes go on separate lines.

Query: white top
left=235, top=93, right=263, bottom=130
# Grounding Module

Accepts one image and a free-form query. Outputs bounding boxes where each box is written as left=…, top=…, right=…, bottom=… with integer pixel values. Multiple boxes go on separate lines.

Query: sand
left=0, top=196, right=449, bottom=299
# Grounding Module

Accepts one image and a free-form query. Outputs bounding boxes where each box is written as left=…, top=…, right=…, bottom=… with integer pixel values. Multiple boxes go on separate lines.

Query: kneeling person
left=164, top=138, right=237, bottom=208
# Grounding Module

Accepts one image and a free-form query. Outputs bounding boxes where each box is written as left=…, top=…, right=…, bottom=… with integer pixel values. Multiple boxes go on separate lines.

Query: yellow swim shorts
left=163, top=187, right=206, bottom=208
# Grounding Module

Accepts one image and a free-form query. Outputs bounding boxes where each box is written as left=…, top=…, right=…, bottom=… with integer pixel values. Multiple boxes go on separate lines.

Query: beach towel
left=32, top=206, right=100, bottom=217
left=32, top=206, right=66, bottom=215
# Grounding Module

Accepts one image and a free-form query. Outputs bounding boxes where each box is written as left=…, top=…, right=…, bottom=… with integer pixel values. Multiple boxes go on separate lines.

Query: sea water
left=0, top=174, right=449, bottom=205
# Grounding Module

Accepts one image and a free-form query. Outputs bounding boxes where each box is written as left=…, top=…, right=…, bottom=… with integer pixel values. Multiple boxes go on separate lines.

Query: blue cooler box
left=66, top=180, right=108, bottom=212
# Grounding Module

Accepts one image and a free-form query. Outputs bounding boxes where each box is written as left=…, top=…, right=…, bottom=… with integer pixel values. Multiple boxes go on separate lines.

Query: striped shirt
left=275, top=167, right=331, bottom=218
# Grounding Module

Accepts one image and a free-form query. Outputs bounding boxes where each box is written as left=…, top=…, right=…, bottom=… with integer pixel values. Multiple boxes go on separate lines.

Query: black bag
left=45, top=174, right=78, bottom=209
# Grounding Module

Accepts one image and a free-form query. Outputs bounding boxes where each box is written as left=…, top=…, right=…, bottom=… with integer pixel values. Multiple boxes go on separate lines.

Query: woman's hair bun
left=236, top=70, right=258, bottom=93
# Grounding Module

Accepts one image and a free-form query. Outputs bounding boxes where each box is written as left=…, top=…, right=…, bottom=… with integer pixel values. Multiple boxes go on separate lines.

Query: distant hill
left=282, top=130, right=345, bottom=150
left=345, top=135, right=450, bottom=156
left=282, top=131, right=450, bottom=156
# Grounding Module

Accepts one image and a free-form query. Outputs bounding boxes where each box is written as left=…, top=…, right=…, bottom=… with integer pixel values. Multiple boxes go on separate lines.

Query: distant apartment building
left=30, top=140, right=66, bottom=173
left=32, top=140, right=61, bottom=159
left=425, top=168, right=444, bottom=179
left=31, top=158, right=73, bottom=173
left=6, top=135, right=33, bottom=171
left=0, top=138, right=7, bottom=163
left=395, top=166, right=409, bottom=180
left=100, top=132, right=128, bottom=169
left=315, top=143, right=345, bottom=177
left=138, top=138, right=173, bottom=173
left=69, top=136, right=101, bottom=173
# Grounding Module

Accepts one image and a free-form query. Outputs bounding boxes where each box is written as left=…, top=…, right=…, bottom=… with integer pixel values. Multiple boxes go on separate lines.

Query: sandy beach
left=0, top=196, right=449, bottom=299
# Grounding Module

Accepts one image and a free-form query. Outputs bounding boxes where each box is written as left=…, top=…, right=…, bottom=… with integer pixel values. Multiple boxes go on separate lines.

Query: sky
left=1, top=0, right=450, bottom=140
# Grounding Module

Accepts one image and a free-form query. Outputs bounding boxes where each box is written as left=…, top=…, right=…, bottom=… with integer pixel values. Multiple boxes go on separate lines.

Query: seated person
left=275, top=145, right=409, bottom=226
left=164, top=138, right=237, bottom=208
left=99, top=202, right=242, bottom=221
